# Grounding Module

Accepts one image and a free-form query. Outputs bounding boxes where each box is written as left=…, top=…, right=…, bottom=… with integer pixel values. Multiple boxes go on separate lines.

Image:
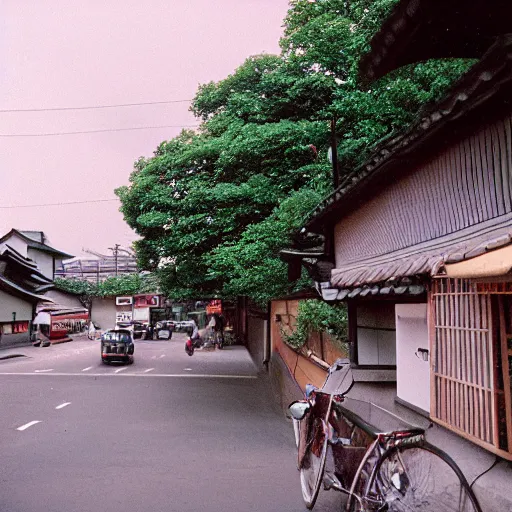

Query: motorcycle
left=185, top=329, right=223, bottom=356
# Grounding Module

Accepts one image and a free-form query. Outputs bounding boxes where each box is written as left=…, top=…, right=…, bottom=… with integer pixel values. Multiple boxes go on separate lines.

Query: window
left=431, top=278, right=512, bottom=460
left=355, top=302, right=396, bottom=366
left=116, top=296, right=133, bottom=306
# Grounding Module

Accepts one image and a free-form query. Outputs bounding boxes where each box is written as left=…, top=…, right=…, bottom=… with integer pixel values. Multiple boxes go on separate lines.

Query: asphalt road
left=0, top=335, right=341, bottom=512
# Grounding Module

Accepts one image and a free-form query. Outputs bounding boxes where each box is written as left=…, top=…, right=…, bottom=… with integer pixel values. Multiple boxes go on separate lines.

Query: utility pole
left=108, top=244, right=121, bottom=277
left=330, top=115, right=339, bottom=189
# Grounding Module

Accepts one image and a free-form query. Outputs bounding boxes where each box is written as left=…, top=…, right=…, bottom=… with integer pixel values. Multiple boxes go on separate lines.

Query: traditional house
left=0, top=229, right=88, bottom=344
left=0, top=244, right=53, bottom=347
left=279, top=0, right=512, bottom=508
left=0, top=229, right=73, bottom=281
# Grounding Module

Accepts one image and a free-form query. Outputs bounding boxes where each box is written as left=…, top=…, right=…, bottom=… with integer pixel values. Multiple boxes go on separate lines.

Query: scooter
left=185, top=330, right=223, bottom=356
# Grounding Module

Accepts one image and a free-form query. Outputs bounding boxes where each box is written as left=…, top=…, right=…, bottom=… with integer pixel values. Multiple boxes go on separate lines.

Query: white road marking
left=34, top=369, right=54, bottom=373
left=159, top=354, right=165, bottom=358
left=55, top=402, right=71, bottom=410
left=114, top=367, right=128, bottom=373
left=0, top=372, right=257, bottom=379
left=144, top=368, right=154, bottom=373
left=17, top=420, right=41, bottom=431
left=82, top=366, right=93, bottom=372
left=184, top=368, right=193, bottom=371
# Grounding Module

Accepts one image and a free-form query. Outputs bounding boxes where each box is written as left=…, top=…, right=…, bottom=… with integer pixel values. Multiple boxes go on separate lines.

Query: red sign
left=134, top=295, right=160, bottom=308
left=50, top=312, right=89, bottom=340
left=206, top=300, right=222, bottom=315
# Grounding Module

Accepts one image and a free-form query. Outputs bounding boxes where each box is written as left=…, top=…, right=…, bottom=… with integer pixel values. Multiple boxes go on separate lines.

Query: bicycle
left=289, top=359, right=482, bottom=512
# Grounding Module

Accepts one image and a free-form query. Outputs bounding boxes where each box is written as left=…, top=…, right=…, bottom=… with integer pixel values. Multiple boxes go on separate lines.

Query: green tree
left=117, top=0, right=473, bottom=304
left=281, top=299, right=348, bottom=351
left=55, top=273, right=159, bottom=308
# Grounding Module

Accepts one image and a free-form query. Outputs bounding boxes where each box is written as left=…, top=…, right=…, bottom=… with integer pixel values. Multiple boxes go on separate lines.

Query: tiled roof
left=0, top=274, right=52, bottom=302
left=330, top=221, right=512, bottom=289
left=306, top=35, right=512, bottom=232
left=360, top=0, right=511, bottom=82
left=0, top=229, right=74, bottom=259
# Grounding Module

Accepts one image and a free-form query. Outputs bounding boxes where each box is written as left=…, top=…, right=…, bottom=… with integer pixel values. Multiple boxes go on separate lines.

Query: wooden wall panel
left=335, top=115, right=512, bottom=267
left=431, top=278, right=512, bottom=460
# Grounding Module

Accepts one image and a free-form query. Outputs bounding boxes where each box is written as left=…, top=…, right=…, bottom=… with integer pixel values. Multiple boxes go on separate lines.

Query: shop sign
left=206, top=299, right=222, bottom=315
left=50, top=313, right=89, bottom=339
left=116, top=296, right=133, bottom=305
left=134, top=295, right=160, bottom=308
left=116, top=311, right=133, bottom=323
left=133, top=307, right=150, bottom=322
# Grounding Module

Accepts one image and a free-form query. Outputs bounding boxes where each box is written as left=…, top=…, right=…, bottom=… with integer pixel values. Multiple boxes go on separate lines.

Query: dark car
left=101, top=329, right=135, bottom=364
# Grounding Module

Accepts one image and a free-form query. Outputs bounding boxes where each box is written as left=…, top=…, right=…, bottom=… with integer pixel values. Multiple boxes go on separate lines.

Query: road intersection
left=0, top=335, right=340, bottom=512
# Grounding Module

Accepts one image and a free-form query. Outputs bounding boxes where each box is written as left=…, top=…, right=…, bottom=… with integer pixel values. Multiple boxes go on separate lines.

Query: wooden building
left=0, top=229, right=73, bottom=281
left=0, top=229, right=89, bottom=345
left=281, top=0, right=512, bottom=508
left=0, top=244, right=53, bottom=347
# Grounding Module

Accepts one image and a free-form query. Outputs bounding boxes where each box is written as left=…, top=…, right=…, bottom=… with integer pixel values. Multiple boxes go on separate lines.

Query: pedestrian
left=212, top=313, right=225, bottom=344
left=88, top=322, right=96, bottom=340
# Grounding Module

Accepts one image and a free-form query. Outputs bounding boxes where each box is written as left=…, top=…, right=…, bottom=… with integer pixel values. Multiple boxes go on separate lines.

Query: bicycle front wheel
left=348, top=442, right=481, bottom=512
left=299, top=417, right=329, bottom=510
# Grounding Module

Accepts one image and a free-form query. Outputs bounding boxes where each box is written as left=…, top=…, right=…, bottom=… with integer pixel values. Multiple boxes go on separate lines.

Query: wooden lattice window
left=431, top=278, right=512, bottom=460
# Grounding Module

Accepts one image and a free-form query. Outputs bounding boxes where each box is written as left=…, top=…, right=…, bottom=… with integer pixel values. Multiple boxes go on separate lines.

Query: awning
left=331, top=221, right=512, bottom=289
left=445, top=244, right=512, bottom=278
left=33, top=312, right=51, bottom=325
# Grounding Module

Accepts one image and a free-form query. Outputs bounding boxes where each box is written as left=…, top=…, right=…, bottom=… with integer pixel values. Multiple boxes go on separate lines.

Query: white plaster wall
left=91, top=297, right=116, bottom=330
left=0, top=290, right=32, bottom=322
left=357, top=302, right=396, bottom=365
left=4, top=233, right=28, bottom=257
left=133, top=307, right=150, bottom=322
left=28, top=248, right=54, bottom=279
left=395, top=303, right=430, bottom=413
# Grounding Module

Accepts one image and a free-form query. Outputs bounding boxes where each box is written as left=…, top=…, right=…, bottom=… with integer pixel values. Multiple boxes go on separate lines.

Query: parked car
left=175, top=320, right=196, bottom=335
left=116, top=321, right=147, bottom=339
left=101, top=329, right=135, bottom=364
left=154, top=321, right=174, bottom=340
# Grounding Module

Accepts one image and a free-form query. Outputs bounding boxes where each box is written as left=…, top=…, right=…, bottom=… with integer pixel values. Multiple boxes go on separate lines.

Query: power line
left=0, top=198, right=120, bottom=209
left=0, top=99, right=192, bottom=113
left=0, top=124, right=200, bottom=137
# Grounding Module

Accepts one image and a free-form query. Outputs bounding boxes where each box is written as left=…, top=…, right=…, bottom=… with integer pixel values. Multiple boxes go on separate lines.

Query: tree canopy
left=55, top=273, right=159, bottom=309
left=116, top=0, right=472, bottom=306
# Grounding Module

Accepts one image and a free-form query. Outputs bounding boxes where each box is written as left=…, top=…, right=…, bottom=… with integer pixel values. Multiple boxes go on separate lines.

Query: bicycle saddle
left=320, top=358, right=354, bottom=396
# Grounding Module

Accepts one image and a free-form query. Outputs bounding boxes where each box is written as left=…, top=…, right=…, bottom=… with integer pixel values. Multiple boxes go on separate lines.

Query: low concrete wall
left=0, top=331, right=31, bottom=349
left=346, top=383, right=512, bottom=511
left=269, top=350, right=512, bottom=510
left=247, top=315, right=266, bottom=370
left=268, top=351, right=304, bottom=415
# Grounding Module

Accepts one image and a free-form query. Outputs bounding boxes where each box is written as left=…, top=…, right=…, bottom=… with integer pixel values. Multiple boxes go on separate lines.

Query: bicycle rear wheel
left=347, top=442, right=481, bottom=512
left=299, top=417, right=329, bottom=509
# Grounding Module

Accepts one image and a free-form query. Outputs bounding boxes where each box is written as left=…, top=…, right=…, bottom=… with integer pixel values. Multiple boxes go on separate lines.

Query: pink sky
left=0, top=0, right=290, bottom=257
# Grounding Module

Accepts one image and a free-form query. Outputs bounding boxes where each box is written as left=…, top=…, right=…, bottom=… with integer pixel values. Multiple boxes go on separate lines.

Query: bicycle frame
left=301, top=390, right=426, bottom=502
left=293, top=389, right=482, bottom=512
left=291, top=358, right=481, bottom=512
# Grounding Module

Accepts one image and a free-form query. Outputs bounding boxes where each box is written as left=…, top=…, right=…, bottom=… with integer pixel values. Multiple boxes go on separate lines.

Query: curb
left=50, top=337, right=73, bottom=345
